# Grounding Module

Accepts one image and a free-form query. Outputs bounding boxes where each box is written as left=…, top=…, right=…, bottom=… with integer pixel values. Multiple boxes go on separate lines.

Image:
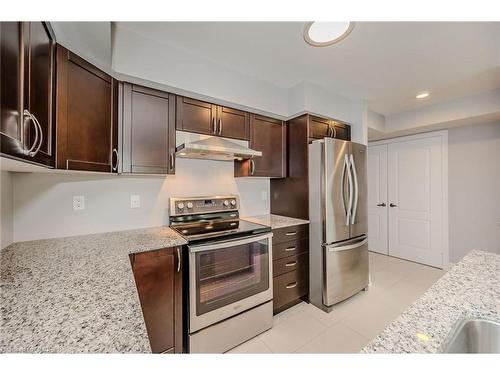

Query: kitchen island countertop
left=0, top=227, right=187, bottom=353
left=362, top=250, right=500, bottom=353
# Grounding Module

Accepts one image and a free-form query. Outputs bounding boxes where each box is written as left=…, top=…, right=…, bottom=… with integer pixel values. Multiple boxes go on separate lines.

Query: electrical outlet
left=130, top=195, right=141, bottom=209
left=73, top=196, right=85, bottom=210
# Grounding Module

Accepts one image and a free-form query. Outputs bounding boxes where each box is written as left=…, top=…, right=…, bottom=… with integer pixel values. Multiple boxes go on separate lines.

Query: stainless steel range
left=169, top=195, right=273, bottom=353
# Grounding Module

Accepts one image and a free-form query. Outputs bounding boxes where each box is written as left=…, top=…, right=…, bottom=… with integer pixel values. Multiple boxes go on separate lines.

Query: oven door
left=188, top=232, right=273, bottom=333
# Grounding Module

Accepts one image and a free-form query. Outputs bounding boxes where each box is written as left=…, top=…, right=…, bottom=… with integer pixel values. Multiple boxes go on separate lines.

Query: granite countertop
left=363, top=250, right=500, bottom=353
left=242, top=214, right=309, bottom=230
left=0, top=227, right=187, bottom=353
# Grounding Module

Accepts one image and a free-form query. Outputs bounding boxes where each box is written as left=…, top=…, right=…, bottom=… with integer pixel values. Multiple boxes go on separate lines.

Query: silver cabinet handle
left=218, top=118, right=222, bottom=135
left=285, top=261, right=297, bottom=267
left=169, top=152, right=174, bottom=171
left=31, top=113, right=43, bottom=157
left=250, top=159, right=255, bottom=175
left=285, top=231, right=297, bottom=236
left=332, top=126, right=337, bottom=138
left=286, top=282, right=298, bottom=289
left=212, top=117, right=216, bottom=134
left=327, top=126, right=333, bottom=137
left=176, top=247, right=181, bottom=273
left=350, top=154, right=359, bottom=225
left=285, top=246, right=296, bottom=252
left=22, top=109, right=39, bottom=156
left=112, top=148, right=119, bottom=171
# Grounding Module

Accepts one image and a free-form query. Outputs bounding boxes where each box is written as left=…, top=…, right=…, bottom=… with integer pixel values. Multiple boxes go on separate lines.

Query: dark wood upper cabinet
left=308, top=115, right=350, bottom=141
left=56, top=44, right=118, bottom=172
left=130, top=247, right=183, bottom=354
left=308, top=116, right=331, bottom=140
left=121, top=83, right=176, bottom=174
left=216, top=106, right=249, bottom=140
left=1, top=22, right=55, bottom=167
left=235, top=114, right=286, bottom=178
left=176, top=96, right=216, bottom=136
left=176, top=96, right=249, bottom=141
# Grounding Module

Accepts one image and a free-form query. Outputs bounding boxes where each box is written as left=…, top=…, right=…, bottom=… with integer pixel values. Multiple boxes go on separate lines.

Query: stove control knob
left=186, top=202, right=194, bottom=209
left=177, top=202, right=184, bottom=210
left=230, top=199, right=236, bottom=206
left=223, top=200, right=229, bottom=207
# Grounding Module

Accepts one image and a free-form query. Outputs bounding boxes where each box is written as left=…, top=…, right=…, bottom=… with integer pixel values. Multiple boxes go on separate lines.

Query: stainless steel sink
left=441, top=319, right=500, bottom=353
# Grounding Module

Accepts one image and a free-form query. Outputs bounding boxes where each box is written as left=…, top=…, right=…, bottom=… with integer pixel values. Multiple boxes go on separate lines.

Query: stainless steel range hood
left=175, top=136, right=262, bottom=161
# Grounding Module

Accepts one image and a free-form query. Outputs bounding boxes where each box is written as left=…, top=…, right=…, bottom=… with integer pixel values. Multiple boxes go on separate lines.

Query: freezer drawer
left=323, top=236, right=369, bottom=306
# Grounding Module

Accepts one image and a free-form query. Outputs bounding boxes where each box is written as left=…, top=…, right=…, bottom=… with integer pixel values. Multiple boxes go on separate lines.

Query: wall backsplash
left=12, top=158, right=270, bottom=242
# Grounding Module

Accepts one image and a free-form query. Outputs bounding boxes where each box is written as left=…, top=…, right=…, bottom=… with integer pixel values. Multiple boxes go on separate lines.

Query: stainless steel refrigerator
left=308, top=138, right=368, bottom=312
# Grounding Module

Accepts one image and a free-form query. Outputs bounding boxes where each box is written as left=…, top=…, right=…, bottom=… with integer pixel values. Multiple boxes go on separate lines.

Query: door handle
left=389, top=203, right=397, bottom=208
left=377, top=203, right=386, bottom=207
left=112, top=148, right=119, bottom=171
left=169, top=152, right=175, bottom=171
left=22, top=109, right=39, bottom=156
left=250, top=159, right=255, bottom=175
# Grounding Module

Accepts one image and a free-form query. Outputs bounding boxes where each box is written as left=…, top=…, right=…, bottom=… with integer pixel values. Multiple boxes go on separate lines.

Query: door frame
left=368, top=130, right=449, bottom=270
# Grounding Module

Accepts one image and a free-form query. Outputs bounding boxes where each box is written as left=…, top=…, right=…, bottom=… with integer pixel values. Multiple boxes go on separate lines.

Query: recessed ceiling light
left=304, top=22, right=355, bottom=47
left=416, top=92, right=430, bottom=99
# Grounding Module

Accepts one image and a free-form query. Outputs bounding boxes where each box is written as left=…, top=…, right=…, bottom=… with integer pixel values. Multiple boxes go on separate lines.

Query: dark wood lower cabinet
left=130, top=247, right=183, bottom=354
left=272, top=224, right=309, bottom=314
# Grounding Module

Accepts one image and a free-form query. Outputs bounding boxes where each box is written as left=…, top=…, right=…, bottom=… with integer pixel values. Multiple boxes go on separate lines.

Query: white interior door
left=367, top=144, right=388, bottom=254
left=388, top=136, right=444, bottom=268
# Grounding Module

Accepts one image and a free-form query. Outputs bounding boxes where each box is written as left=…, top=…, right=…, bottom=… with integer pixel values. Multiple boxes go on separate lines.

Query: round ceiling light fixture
left=416, top=92, right=430, bottom=99
left=303, top=21, right=355, bottom=47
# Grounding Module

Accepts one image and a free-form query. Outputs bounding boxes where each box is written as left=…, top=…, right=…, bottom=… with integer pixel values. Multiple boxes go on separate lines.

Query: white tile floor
left=228, top=251, right=447, bottom=354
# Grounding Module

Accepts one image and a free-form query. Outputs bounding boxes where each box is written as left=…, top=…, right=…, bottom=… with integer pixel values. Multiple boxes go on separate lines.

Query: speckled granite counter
left=363, top=250, right=500, bottom=353
left=242, top=214, right=309, bottom=230
left=0, top=227, right=187, bottom=353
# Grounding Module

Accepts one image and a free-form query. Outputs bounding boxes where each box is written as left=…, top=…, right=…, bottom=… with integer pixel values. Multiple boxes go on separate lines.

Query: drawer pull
left=285, top=246, right=296, bottom=252
left=285, top=231, right=297, bottom=236
left=285, top=261, right=297, bottom=267
left=286, top=282, right=298, bottom=289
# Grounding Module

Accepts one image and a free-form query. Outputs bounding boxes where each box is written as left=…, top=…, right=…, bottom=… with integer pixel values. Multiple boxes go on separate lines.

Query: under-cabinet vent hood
left=175, top=136, right=262, bottom=162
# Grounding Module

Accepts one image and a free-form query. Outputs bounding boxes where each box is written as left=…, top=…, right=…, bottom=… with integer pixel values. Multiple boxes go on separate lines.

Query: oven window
left=195, top=238, right=269, bottom=316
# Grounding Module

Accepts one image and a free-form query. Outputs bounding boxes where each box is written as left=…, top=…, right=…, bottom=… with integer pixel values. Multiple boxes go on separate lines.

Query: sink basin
left=441, top=319, right=500, bottom=353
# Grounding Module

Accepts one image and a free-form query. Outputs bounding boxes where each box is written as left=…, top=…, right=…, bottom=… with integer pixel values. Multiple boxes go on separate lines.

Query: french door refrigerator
left=308, top=138, right=368, bottom=312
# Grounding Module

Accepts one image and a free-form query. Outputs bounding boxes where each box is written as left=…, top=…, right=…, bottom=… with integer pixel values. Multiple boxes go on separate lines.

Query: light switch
left=73, top=196, right=85, bottom=210
left=130, top=195, right=141, bottom=209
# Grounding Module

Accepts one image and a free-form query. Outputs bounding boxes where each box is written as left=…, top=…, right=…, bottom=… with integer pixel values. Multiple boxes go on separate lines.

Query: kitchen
left=1, top=3, right=499, bottom=374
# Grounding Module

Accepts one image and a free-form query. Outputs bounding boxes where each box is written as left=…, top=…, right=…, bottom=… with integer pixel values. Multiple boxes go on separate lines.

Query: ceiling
left=116, top=21, right=500, bottom=115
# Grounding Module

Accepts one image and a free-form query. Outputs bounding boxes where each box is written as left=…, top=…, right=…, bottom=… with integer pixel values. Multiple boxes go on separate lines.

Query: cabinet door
left=176, top=96, right=217, bottom=136
left=56, top=45, right=118, bottom=172
left=1, top=22, right=23, bottom=158
left=308, top=116, right=330, bottom=139
left=130, top=247, right=183, bottom=354
left=217, top=106, right=249, bottom=140
left=332, top=121, right=350, bottom=141
left=23, top=22, right=55, bottom=167
left=122, top=84, right=176, bottom=174
left=235, top=115, right=286, bottom=177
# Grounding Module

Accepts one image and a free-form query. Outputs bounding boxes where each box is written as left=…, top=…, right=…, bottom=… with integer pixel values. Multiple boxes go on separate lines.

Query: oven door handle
left=188, top=232, right=273, bottom=253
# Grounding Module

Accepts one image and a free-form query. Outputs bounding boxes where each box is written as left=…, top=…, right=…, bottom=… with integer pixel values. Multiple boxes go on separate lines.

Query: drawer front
left=273, top=224, right=308, bottom=244
left=273, top=237, right=309, bottom=260
left=273, top=252, right=309, bottom=278
left=273, top=268, right=308, bottom=312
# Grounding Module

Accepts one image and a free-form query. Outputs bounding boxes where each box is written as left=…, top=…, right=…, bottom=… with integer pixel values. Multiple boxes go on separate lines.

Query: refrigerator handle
left=327, top=237, right=368, bottom=252
left=346, top=154, right=354, bottom=227
left=340, top=154, right=349, bottom=222
left=350, top=154, right=359, bottom=225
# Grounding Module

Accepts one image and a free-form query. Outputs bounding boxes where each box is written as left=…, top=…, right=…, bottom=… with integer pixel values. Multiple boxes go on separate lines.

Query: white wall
left=1, top=171, right=14, bottom=249
left=12, top=159, right=270, bottom=242
left=448, top=122, right=500, bottom=262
